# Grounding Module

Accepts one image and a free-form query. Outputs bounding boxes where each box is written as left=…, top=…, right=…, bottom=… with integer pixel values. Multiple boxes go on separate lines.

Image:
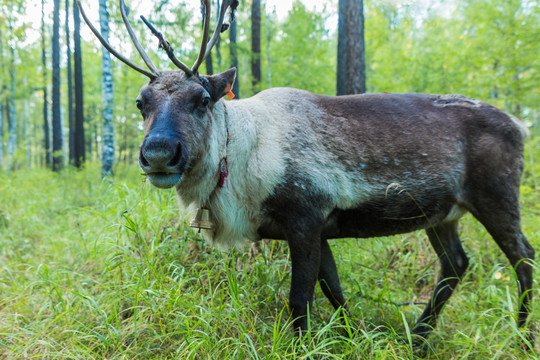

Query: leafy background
left=0, top=0, right=539, bottom=358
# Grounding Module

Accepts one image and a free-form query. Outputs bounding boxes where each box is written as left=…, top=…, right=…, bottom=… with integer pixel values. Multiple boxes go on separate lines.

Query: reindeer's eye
left=201, top=96, right=210, bottom=107
left=136, top=99, right=143, bottom=110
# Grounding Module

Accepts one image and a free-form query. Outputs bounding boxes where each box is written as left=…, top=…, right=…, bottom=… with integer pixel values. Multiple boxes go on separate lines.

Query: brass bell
left=189, top=208, right=215, bottom=230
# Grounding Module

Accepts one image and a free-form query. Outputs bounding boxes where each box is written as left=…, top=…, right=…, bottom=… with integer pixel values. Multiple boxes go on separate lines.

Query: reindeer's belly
left=257, top=151, right=465, bottom=241
left=257, top=186, right=462, bottom=241
left=322, top=194, right=459, bottom=239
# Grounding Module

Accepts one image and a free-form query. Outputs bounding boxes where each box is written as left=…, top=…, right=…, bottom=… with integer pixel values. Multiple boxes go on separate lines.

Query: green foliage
left=0, top=139, right=538, bottom=358
left=0, top=0, right=539, bottom=357
left=2, top=0, right=540, bottom=168
left=266, top=1, right=336, bottom=95
left=366, top=0, right=540, bottom=121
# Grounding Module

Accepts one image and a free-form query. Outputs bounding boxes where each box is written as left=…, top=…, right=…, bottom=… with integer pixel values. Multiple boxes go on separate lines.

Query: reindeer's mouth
left=146, top=172, right=183, bottom=189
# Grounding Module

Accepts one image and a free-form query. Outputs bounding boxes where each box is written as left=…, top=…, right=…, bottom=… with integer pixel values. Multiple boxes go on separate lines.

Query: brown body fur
left=136, top=72, right=534, bottom=348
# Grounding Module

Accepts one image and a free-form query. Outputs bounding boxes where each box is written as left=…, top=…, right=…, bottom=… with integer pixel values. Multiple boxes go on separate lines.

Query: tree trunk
left=216, top=36, right=222, bottom=71
left=52, top=0, right=63, bottom=172
left=205, top=53, right=214, bottom=75
left=265, top=3, right=272, bottom=88
left=200, top=2, right=213, bottom=75
left=213, top=0, right=223, bottom=72
left=336, top=0, right=347, bottom=95
left=337, top=0, right=366, bottom=95
left=345, top=0, right=366, bottom=94
left=99, top=0, right=115, bottom=177
left=92, top=122, right=98, bottom=161
left=7, top=8, right=16, bottom=172
left=73, top=0, right=85, bottom=168
left=251, top=0, right=261, bottom=92
left=42, top=0, right=51, bottom=167
left=214, top=2, right=224, bottom=72
left=24, top=76, right=31, bottom=169
left=66, top=0, right=75, bottom=165
left=229, top=19, right=239, bottom=98
left=120, top=65, right=129, bottom=163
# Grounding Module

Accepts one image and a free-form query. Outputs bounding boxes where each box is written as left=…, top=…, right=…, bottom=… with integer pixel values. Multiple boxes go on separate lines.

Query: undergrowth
left=0, top=132, right=538, bottom=359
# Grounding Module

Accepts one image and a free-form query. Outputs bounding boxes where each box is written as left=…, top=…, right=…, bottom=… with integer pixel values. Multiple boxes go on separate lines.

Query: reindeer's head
left=135, top=69, right=236, bottom=188
left=78, top=0, right=237, bottom=188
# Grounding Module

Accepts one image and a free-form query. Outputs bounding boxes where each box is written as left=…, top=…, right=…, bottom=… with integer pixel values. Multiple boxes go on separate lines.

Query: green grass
left=0, top=133, right=538, bottom=359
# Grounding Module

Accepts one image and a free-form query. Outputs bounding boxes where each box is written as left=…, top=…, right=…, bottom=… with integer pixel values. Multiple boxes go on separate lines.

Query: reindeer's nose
left=139, top=134, right=183, bottom=173
left=139, top=133, right=187, bottom=189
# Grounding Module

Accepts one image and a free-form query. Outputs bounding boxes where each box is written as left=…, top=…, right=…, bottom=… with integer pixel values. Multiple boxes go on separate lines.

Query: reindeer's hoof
left=399, top=334, right=430, bottom=358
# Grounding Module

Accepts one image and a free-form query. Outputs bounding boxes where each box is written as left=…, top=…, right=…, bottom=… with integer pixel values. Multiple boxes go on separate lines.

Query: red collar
left=218, top=106, right=230, bottom=189
left=218, top=158, right=228, bottom=188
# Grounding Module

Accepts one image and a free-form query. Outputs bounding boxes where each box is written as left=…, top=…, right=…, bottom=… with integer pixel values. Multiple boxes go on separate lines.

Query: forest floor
left=0, top=133, right=538, bottom=359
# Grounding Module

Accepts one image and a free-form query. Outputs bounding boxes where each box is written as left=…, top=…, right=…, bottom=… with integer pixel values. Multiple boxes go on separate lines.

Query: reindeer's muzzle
left=139, top=133, right=187, bottom=189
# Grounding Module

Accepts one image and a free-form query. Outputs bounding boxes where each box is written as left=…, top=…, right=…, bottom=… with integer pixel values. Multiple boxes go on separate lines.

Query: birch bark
left=99, top=0, right=115, bottom=177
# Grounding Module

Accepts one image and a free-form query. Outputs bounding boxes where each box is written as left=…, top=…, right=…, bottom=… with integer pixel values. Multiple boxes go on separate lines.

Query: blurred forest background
left=0, top=0, right=538, bottom=175
left=1, top=1, right=539, bottom=358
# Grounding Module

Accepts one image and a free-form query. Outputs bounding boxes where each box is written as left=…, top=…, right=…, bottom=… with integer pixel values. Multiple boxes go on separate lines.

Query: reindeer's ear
left=205, top=68, right=237, bottom=101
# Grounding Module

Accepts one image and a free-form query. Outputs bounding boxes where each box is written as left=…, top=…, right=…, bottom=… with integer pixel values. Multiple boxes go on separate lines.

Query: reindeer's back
left=249, top=89, right=526, bottom=213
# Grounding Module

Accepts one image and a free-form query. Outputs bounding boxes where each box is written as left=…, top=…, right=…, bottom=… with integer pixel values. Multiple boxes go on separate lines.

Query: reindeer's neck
left=175, top=100, right=230, bottom=207
left=175, top=93, right=290, bottom=248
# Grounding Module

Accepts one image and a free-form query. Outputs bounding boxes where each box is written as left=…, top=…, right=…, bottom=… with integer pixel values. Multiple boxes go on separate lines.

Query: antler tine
left=140, top=15, right=193, bottom=76
left=76, top=0, right=157, bottom=79
left=191, top=0, right=212, bottom=75
left=203, top=0, right=234, bottom=61
left=119, top=0, right=159, bottom=74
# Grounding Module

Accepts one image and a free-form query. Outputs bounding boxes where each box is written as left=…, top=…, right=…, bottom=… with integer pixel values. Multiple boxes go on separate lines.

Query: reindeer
left=78, top=0, right=535, bottom=348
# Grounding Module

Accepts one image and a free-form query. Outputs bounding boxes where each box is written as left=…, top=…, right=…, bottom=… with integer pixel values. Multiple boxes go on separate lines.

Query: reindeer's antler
left=201, top=0, right=238, bottom=67
left=140, top=15, right=194, bottom=76
left=76, top=0, right=158, bottom=79
left=190, top=0, right=212, bottom=74
left=77, top=0, right=238, bottom=78
left=119, top=0, right=159, bottom=74
left=144, top=0, right=238, bottom=76
left=191, top=0, right=237, bottom=74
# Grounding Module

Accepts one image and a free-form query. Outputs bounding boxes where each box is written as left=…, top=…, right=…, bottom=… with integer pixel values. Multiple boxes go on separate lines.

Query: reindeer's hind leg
left=468, top=191, right=535, bottom=345
left=318, top=238, right=347, bottom=310
left=412, top=221, right=469, bottom=342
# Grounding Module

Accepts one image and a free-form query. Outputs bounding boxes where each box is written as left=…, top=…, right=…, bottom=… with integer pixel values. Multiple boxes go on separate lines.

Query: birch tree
left=100, top=0, right=114, bottom=177
left=42, top=0, right=51, bottom=167
left=7, top=3, right=16, bottom=172
left=23, top=76, right=30, bottom=168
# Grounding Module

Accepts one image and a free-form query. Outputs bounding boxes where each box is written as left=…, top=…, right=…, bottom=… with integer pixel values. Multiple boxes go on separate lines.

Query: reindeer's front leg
left=287, top=227, right=322, bottom=332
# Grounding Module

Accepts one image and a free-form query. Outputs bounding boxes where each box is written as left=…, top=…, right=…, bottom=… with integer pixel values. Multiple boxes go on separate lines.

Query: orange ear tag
left=225, top=83, right=235, bottom=100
